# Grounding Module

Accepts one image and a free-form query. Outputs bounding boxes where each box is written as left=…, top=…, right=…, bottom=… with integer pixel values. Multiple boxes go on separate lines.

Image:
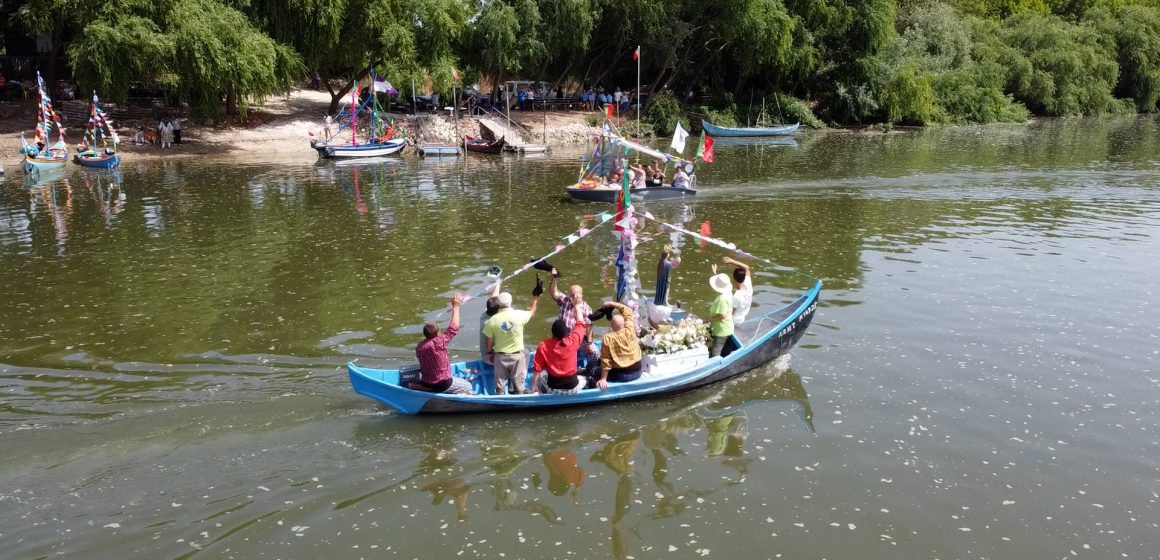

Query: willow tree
left=67, top=0, right=304, bottom=121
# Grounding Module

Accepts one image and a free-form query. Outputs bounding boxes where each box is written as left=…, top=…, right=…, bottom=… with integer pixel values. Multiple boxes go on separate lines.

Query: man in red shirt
left=531, top=304, right=589, bottom=394
left=411, top=293, right=474, bottom=394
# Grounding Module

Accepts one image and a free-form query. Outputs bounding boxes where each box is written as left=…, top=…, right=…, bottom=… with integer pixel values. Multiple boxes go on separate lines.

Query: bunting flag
left=452, top=68, right=460, bottom=82
left=605, top=103, right=614, bottom=121
left=633, top=46, right=640, bottom=61
left=615, top=159, right=631, bottom=232
left=373, top=76, right=390, bottom=93
left=670, top=121, right=689, bottom=154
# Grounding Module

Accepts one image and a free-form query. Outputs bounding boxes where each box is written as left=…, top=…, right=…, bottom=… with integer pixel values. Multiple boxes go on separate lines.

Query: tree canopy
left=10, top=0, right=1160, bottom=124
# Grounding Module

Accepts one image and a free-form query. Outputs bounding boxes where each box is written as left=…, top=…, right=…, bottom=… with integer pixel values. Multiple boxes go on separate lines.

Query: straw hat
left=709, top=273, right=732, bottom=295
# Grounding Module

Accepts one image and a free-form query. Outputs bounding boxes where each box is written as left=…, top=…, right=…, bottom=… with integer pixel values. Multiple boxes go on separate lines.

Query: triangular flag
left=702, top=135, right=715, bottom=164
left=605, top=103, right=613, bottom=121
left=633, top=46, right=640, bottom=61
left=452, top=68, right=460, bottom=82
left=373, top=76, right=389, bottom=93
left=670, top=121, right=689, bottom=154
left=695, top=130, right=705, bottom=159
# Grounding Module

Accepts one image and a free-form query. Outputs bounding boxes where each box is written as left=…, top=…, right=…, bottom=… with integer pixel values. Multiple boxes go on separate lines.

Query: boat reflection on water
left=349, top=363, right=812, bottom=558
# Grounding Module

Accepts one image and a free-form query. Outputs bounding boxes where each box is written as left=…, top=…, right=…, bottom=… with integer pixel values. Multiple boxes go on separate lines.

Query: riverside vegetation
left=9, top=0, right=1160, bottom=130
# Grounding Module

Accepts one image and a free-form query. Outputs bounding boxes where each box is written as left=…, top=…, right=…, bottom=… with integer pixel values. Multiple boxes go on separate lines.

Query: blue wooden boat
left=321, top=139, right=407, bottom=159
left=701, top=119, right=800, bottom=137
left=73, top=152, right=121, bottom=169
left=348, top=280, right=820, bottom=414
left=23, top=155, right=69, bottom=175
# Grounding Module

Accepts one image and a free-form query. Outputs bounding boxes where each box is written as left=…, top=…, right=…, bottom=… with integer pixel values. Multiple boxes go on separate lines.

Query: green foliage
left=934, top=63, right=1030, bottom=122
left=645, top=91, right=686, bottom=135
left=1087, top=5, right=1160, bottom=112
left=585, top=113, right=603, bottom=127
left=1000, top=11, right=1120, bottom=115
left=830, top=81, right=880, bottom=122
left=880, top=64, right=939, bottom=123
left=697, top=106, right=739, bottom=127
left=69, top=17, right=176, bottom=102
left=773, top=93, right=827, bottom=128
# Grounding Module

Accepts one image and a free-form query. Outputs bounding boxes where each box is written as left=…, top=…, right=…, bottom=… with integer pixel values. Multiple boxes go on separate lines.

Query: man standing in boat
left=411, top=293, right=474, bottom=394
left=483, top=286, right=541, bottom=394
left=548, top=267, right=596, bottom=356
left=596, top=301, right=643, bottom=390
left=707, top=273, right=736, bottom=358
left=721, top=257, right=753, bottom=323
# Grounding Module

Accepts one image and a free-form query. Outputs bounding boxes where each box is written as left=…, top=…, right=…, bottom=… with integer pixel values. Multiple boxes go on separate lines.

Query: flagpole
left=636, top=45, right=641, bottom=136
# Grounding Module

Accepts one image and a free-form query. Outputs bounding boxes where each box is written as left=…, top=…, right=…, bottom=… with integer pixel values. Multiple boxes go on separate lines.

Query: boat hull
left=73, top=153, right=121, bottom=169
left=566, top=184, right=696, bottom=203
left=464, top=136, right=505, bottom=154
left=701, top=120, right=800, bottom=137
left=348, top=281, right=820, bottom=414
left=23, top=155, right=69, bottom=174
left=419, top=145, right=462, bottom=156
left=321, top=140, right=406, bottom=159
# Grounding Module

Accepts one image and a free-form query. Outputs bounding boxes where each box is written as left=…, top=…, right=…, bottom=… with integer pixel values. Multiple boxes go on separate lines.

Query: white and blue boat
left=701, top=119, right=800, bottom=137
left=348, top=282, right=820, bottom=414
left=322, top=138, right=407, bottom=158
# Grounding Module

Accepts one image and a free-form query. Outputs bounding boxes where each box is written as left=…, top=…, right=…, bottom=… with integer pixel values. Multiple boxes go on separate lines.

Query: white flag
left=670, top=121, right=689, bottom=154
left=373, top=76, right=389, bottom=93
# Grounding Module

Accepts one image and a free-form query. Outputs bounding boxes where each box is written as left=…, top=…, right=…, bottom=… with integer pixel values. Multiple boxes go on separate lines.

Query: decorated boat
left=566, top=123, right=706, bottom=203
left=21, top=72, right=70, bottom=175
left=464, top=135, right=505, bottom=154
left=73, top=92, right=121, bottom=169
left=418, top=144, right=462, bottom=156
left=313, top=72, right=409, bottom=159
left=701, top=119, right=800, bottom=137
left=348, top=182, right=821, bottom=414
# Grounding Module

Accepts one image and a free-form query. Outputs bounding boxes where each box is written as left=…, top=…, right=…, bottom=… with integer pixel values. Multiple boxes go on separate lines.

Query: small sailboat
left=73, top=92, right=121, bottom=169
left=313, top=73, right=408, bottom=159
left=21, top=72, right=70, bottom=175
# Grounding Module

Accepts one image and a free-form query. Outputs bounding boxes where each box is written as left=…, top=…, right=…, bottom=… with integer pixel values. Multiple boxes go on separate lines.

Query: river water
left=1, top=117, right=1158, bottom=559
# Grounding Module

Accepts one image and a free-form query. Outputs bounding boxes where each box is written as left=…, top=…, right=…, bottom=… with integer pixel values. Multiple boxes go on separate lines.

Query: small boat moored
left=419, top=144, right=462, bottom=157
left=701, top=119, right=800, bottom=137
left=21, top=72, right=70, bottom=175
left=464, top=135, right=505, bottom=154
left=73, top=151, right=122, bottom=169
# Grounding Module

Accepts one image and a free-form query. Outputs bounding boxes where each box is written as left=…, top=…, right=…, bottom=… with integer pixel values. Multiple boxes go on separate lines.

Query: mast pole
left=636, top=45, right=641, bottom=136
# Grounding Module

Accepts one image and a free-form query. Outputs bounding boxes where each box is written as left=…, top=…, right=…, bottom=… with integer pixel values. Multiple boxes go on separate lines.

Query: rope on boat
left=636, top=211, right=820, bottom=283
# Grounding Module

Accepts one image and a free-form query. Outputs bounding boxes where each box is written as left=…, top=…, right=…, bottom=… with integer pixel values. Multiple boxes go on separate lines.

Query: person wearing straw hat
left=707, top=271, right=736, bottom=358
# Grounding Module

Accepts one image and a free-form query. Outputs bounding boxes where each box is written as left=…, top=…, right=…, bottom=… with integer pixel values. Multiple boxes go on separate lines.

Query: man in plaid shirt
left=549, top=267, right=596, bottom=355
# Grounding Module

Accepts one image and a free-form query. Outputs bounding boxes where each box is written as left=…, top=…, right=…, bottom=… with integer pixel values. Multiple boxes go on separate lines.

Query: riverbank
left=0, top=89, right=614, bottom=169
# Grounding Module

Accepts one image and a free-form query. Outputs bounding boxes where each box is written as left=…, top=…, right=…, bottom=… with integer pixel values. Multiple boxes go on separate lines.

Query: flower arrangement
left=640, top=317, right=710, bottom=355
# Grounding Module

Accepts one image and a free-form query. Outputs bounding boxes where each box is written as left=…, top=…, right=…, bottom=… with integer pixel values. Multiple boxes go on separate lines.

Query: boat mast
left=350, top=80, right=358, bottom=146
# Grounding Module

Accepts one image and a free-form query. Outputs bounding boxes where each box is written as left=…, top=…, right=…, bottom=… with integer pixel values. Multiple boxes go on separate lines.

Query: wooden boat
left=701, top=119, right=800, bottom=137
left=566, top=183, right=696, bottom=203
left=312, top=74, right=409, bottom=159
left=464, top=135, right=505, bottom=154
left=73, top=151, right=121, bottom=169
left=21, top=71, right=70, bottom=175
left=322, top=139, right=406, bottom=159
left=419, top=144, right=462, bottom=156
left=348, top=281, right=819, bottom=414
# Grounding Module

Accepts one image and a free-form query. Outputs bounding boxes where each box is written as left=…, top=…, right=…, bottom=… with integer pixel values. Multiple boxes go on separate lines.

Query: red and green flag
left=615, top=160, right=632, bottom=231
left=696, top=131, right=715, bottom=164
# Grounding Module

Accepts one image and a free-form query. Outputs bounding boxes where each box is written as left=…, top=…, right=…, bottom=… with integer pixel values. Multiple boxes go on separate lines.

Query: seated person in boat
left=411, top=293, right=474, bottom=394
left=607, top=166, right=624, bottom=186
left=531, top=304, right=590, bottom=394
left=628, top=163, right=647, bottom=190
left=707, top=273, right=737, bottom=358
left=648, top=161, right=665, bottom=186
left=548, top=267, right=596, bottom=355
left=596, top=301, right=642, bottom=390
left=672, top=165, right=691, bottom=189
left=483, top=287, right=541, bottom=395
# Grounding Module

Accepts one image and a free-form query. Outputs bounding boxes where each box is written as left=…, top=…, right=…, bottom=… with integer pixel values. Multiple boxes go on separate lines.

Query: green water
left=1, top=117, right=1158, bottom=559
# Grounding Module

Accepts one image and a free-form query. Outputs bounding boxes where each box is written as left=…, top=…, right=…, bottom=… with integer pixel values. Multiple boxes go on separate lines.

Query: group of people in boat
left=592, top=158, right=692, bottom=190
left=410, top=255, right=754, bottom=397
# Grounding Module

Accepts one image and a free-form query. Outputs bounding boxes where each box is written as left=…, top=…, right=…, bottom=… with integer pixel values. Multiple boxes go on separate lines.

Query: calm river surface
left=2, top=117, right=1159, bottom=559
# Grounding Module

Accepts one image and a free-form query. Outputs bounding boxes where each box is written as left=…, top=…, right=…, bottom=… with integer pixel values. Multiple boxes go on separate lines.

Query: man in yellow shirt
left=708, top=273, right=736, bottom=358
left=484, top=290, right=540, bottom=394
left=596, top=301, right=642, bottom=390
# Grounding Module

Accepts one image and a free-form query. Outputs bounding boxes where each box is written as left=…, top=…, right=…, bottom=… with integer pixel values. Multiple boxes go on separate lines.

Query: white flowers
left=641, top=317, right=709, bottom=355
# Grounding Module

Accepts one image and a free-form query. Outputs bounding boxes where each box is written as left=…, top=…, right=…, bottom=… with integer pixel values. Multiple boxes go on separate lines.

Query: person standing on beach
left=172, top=118, right=182, bottom=145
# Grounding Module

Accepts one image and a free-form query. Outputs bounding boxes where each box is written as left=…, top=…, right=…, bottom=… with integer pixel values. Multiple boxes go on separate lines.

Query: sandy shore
left=0, top=89, right=606, bottom=170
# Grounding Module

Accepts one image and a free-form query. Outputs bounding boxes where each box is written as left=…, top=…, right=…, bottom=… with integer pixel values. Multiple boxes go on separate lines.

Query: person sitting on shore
left=133, top=127, right=145, bottom=146
left=412, top=292, right=474, bottom=394
left=532, top=303, right=589, bottom=394
left=596, top=301, right=642, bottom=390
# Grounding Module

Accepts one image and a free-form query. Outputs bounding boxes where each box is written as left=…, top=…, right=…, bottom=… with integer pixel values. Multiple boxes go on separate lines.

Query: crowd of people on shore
left=409, top=256, right=754, bottom=397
